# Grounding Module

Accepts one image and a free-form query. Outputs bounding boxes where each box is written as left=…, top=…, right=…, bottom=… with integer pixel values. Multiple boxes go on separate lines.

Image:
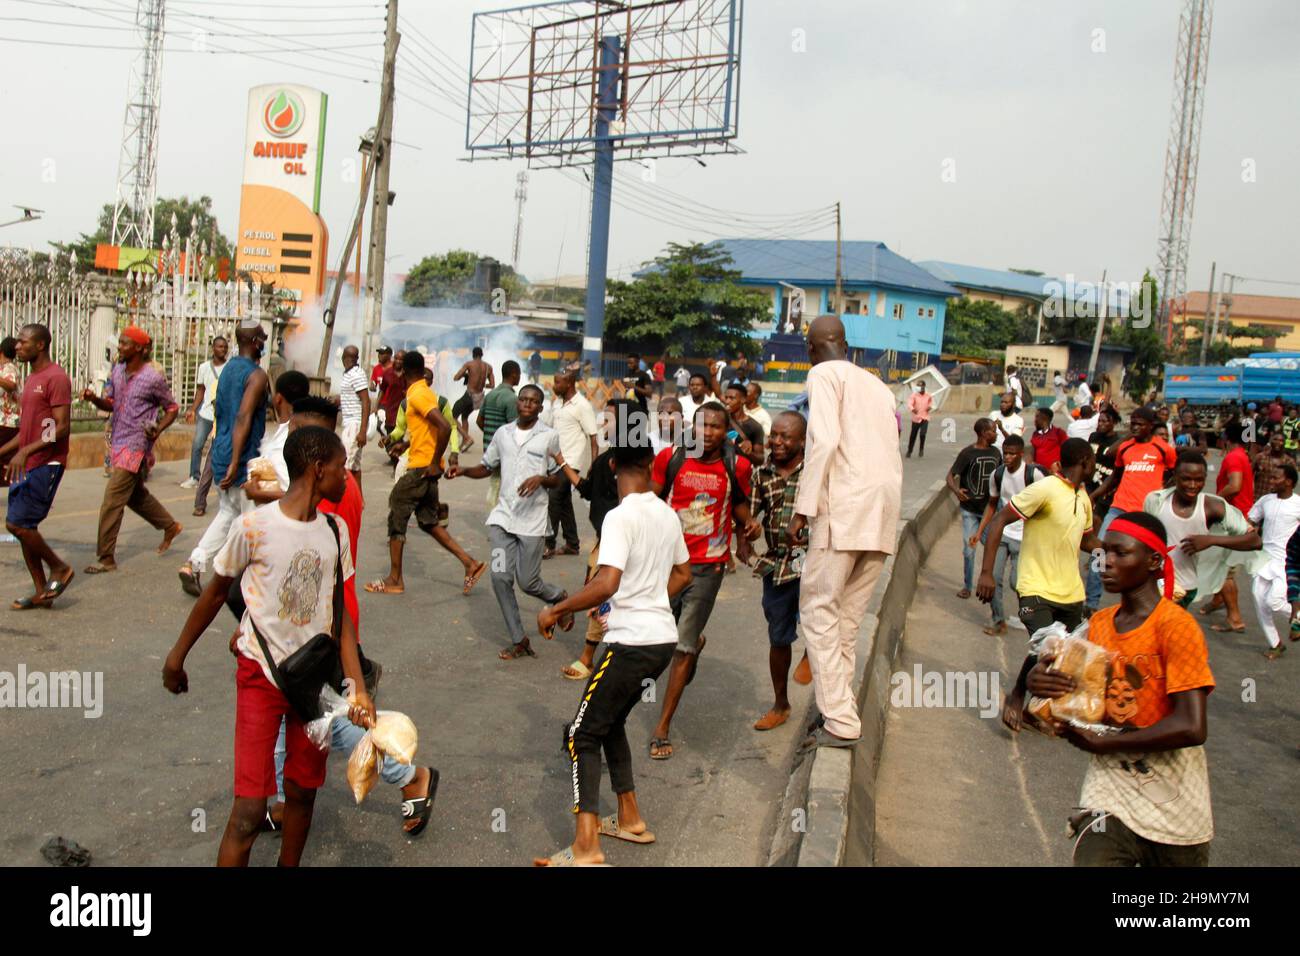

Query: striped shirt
left=338, top=365, right=368, bottom=425
left=480, top=383, right=518, bottom=446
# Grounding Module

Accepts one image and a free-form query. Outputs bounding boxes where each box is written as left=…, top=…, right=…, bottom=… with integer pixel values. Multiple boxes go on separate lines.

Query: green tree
left=401, top=249, right=524, bottom=308
left=1110, top=270, right=1166, bottom=401
left=53, top=195, right=234, bottom=271
left=602, top=242, right=769, bottom=359
left=941, top=296, right=1035, bottom=357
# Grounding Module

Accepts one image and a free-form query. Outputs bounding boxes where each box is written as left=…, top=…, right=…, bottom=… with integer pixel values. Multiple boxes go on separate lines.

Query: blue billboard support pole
left=583, top=34, right=621, bottom=373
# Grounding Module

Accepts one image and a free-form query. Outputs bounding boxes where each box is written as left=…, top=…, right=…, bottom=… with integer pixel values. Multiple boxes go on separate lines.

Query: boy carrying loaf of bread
left=1025, top=510, right=1215, bottom=867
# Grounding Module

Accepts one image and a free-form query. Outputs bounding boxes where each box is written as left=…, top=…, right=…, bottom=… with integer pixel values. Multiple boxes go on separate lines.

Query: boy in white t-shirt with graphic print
left=163, top=425, right=373, bottom=867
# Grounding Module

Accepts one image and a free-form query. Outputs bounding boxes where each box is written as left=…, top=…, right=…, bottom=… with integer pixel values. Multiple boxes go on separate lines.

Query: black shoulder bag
left=250, top=514, right=377, bottom=722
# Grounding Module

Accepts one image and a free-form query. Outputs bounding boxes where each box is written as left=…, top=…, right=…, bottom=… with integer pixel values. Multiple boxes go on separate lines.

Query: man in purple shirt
left=81, top=326, right=183, bottom=572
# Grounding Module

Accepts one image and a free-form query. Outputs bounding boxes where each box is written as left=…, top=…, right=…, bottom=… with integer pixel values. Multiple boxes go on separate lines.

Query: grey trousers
left=488, top=524, right=566, bottom=645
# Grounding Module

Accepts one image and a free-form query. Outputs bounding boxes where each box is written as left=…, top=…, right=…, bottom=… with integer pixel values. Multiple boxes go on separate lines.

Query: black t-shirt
left=1087, top=430, right=1122, bottom=503
left=622, top=370, right=651, bottom=413
left=950, top=444, right=1002, bottom=514
left=577, top=448, right=620, bottom=537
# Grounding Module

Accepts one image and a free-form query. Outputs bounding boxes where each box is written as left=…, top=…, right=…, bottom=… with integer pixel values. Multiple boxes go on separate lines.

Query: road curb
left=766, top=478, right=958, bottom=867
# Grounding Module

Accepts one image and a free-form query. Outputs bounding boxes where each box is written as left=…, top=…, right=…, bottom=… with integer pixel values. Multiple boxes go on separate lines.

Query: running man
left=1200, top=421, right=1255, bottom=632
left=647, top=402, right=755, bottom=759
left=1246, top=461, right=1300, bottom=660
left=533, top=436, right=692, bottom=867
left=366, top=350, right=487, bottom=598
left=452, top=346, right=494, bottom=451
left=1142, top=452, right=1262, bottom=611
left=446, top=383, right=573, bottom=660
left=1027, top=510, right=1215, bottom=866
left=163, top=425, right=374, bottom=867
left=1086, top=405, right=1177, bottom=614
left=2, top=324, right=74, bottom=610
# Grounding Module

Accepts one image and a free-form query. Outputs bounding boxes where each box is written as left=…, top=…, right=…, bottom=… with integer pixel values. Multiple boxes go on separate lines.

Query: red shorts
left=233, top=655, right=328, bottom=799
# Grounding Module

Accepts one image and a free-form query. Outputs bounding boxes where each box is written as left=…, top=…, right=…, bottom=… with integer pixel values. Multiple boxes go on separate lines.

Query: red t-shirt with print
left=652, top=448, right=752, bottom=564
left=1112, top=436, right=1177, bottom=513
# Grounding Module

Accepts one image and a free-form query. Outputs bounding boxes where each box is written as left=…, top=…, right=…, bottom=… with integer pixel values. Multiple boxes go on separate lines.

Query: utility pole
left=1207, top=269, right=1227, bottom=352
left=362, top=0, right=400, bottom=370
left=1216, top=273, right=1235, bottom=350
left=833, top=201, right=844, bottom=316
left=1087, top=269, right=1107, bottom=380
left=316, top=1, right=397, bottom=380
left=1198, top=260, right=1216, bottom=365
left=511, top=170, right=528, bottom=271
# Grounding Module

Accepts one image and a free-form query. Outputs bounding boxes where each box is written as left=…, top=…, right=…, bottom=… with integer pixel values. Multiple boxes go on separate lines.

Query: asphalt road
left=0, top=406, right=977, bottom=867
left=876, top=491, right=1300, bottom=866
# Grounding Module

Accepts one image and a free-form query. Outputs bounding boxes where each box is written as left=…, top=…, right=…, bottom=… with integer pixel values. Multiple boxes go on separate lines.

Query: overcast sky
left=3, top=0, right=1298, bottom=299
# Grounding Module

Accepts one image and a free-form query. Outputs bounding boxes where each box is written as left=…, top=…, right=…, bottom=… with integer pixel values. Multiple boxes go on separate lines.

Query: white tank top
left=1158, top=494, right=1208, bottom=592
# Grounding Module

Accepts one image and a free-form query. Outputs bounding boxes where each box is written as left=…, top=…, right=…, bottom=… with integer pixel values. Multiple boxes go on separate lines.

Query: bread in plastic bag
left=370, top=711, right=418, bottom=765
left=1024, top=620, right=1113, bottom=733
left=347, top=732, right=379, bottom=803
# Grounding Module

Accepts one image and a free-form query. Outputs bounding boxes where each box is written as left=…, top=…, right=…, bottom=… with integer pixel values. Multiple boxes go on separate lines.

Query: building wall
left=1181, top=315, right=1300, bottom=352
left=744, top=279, right=947, bottom=355
left=953, top=286, right=1041, bottom=314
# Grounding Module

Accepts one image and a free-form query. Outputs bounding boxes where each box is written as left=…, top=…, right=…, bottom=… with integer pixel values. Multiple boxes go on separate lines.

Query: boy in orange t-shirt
left=1027, top=509, right=1214, bottom=866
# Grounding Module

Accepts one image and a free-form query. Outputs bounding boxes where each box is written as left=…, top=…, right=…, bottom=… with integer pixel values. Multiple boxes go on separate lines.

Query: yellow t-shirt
left=404, top=380, right=445, bottom=471
left=1009, top=474, right=1092, bottom=605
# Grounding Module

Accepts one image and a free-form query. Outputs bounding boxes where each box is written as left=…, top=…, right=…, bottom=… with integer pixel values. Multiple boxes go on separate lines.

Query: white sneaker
left=179, top=477, right=198, bottom=489
left=1008, top=617, right=1027, bottom=631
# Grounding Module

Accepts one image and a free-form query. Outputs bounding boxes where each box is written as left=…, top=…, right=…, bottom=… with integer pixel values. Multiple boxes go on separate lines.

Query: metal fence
left=1, top=223, right=279, bottom=419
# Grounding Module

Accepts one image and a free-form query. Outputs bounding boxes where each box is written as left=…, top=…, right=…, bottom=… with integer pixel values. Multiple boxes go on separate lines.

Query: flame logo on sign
left=262, top=90, right=305, bottom=138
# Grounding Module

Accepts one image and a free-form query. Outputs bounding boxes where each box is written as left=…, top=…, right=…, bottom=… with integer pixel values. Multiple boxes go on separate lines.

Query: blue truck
left=1164, top=355, right=1300, bottom=432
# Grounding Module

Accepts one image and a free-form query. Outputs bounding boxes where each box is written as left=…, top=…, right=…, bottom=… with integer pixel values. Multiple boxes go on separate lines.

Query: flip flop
left=532, top=846, right=609, bottom=867
left=462, top=562, right=487, bottom=595
left=10, top=596, right=51, bottom=611
left=561, top=660, right=591, bottom=680
left=400, top=767, right=439, bottom=837
left=365, top=580, right=405, bottom=594
left=1197, top=603, right=1224, bottom=616
left=649, top=737, right=673, bottom=760
left=84, top=563, right=117, bottom=575
left=38, top=570, right=74, bottom=604
left=1209, top=623, right=1246, bottom=633
left=597, top=814, right=655, bottom=845
left=178, top=566, right=200, bottom=596
left=258, top=808, right=281, bottom=834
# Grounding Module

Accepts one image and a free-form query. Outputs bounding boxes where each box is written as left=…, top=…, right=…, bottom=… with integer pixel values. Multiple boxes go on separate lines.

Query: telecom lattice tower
left=110, top=0, right=167, bottom=249
left=1155, top=0, right=1213, bottom=342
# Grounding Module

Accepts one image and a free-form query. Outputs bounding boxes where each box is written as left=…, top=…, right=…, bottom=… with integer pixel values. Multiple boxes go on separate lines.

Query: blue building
left=707, top=239, right=961, bottom=372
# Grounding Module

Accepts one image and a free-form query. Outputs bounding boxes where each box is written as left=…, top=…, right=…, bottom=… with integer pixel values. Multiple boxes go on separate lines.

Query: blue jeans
left=1084, top=506, right=1122, bottom=608
left=189, top=415, right=213, bottom=481
left=960, top=509, right=986, bottom=590
left=274, top=716, right=416, bottom=803
left=991, top=536, right=1021, bottom=624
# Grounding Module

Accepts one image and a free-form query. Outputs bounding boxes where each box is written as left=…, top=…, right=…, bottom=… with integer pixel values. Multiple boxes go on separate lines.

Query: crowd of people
left=0, top=317, right=905, bottom=868
left=8, top=316, right=1286, bottom=868
left=933, top=367, right=1298, bottom=867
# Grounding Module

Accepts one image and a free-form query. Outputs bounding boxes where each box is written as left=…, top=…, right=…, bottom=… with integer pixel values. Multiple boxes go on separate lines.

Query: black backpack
left=657, top=444, right=746, bottom=511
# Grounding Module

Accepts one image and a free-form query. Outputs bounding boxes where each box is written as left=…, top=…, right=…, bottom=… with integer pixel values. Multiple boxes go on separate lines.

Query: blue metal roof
left=915, top=261, right=1059, bottom=299
left=698, top=239, right=960, bottom=298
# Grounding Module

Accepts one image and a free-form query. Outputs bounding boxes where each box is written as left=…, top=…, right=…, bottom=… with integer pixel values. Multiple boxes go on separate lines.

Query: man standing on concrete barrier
left=783, top=316, right=902, bottom=748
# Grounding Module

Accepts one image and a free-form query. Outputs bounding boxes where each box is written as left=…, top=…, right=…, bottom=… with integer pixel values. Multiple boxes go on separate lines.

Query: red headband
left=1107, top=517, right=1175, bottom=599
left=122, top=325, right=151, bottom=347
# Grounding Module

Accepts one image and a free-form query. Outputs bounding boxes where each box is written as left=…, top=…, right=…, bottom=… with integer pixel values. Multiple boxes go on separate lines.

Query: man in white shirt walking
left=534, top=436, right=692, bottom=866
left=784, top=316, right=902, bottom=747
left=447, top=384, right=573, bottom=660
left=337, top=344, right=371, bottom=493
left=542, top=371, right=598, bottom=557
left=1247, top=460, right=1300, bottom=659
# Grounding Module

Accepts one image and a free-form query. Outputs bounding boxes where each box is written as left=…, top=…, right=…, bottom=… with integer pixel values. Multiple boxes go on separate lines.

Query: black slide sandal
left=401, top=768, right=439, bottom=837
